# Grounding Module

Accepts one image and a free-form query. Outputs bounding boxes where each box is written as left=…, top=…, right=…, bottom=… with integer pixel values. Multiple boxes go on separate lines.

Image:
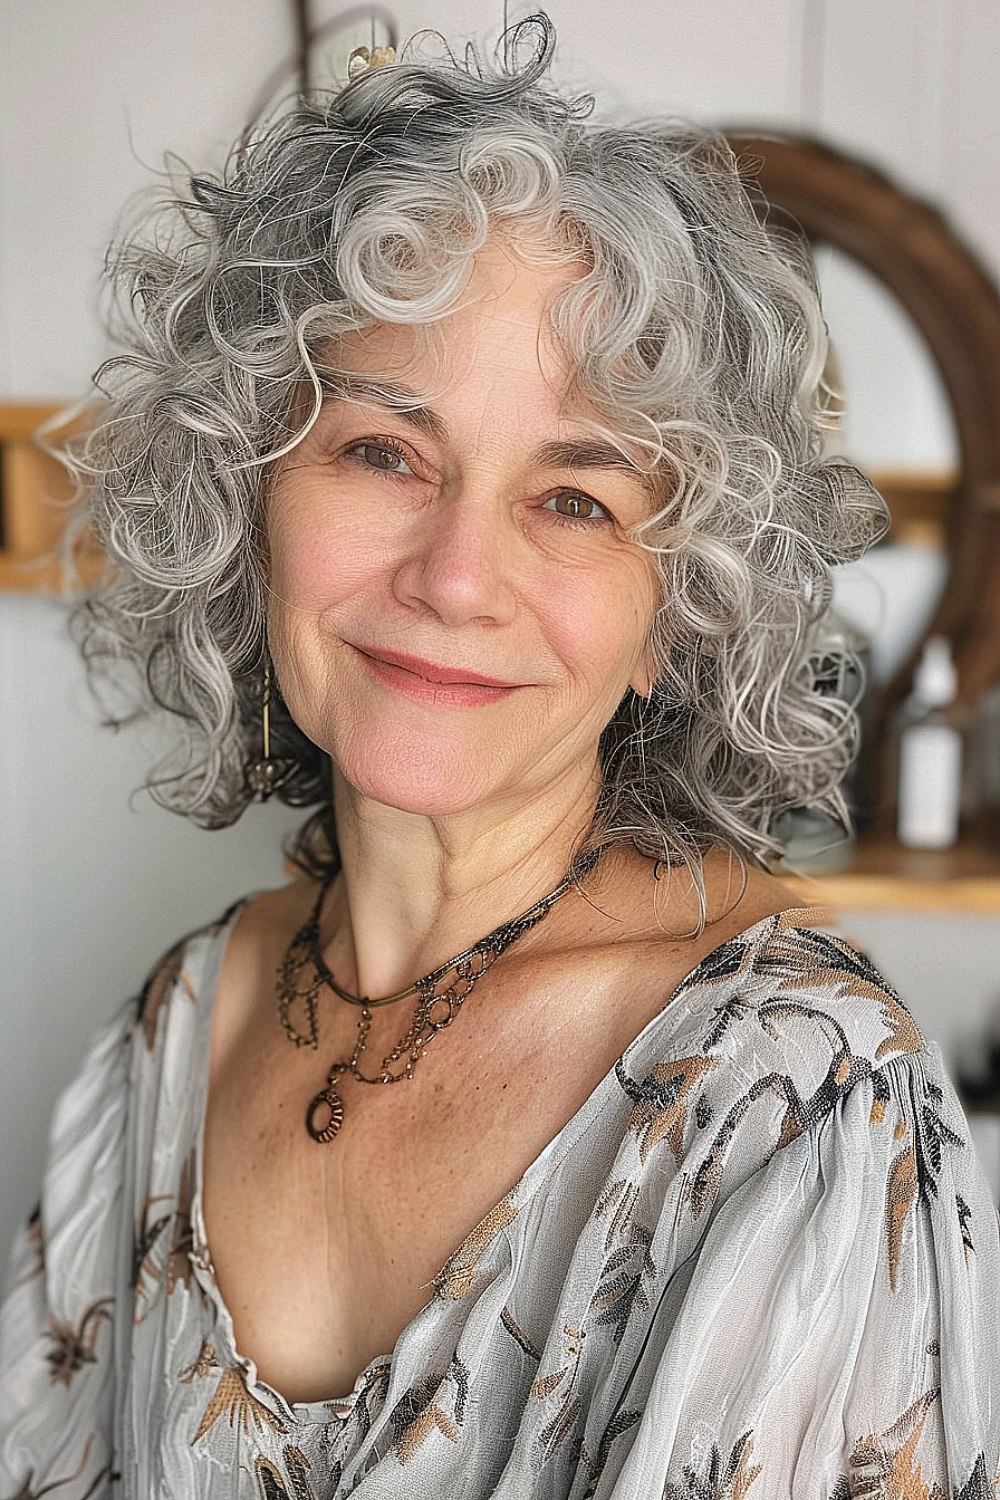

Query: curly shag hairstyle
left=69, top=14, right=885, bottom=876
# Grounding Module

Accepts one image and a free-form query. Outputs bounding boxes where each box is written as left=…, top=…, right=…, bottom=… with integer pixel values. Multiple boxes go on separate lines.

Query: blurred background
left=4, top=0, right=1000, bottom=1263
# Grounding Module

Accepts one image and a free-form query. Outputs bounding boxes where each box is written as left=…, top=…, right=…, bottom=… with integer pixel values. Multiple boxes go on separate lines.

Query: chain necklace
left=277, top=855, right=597, bottom=1143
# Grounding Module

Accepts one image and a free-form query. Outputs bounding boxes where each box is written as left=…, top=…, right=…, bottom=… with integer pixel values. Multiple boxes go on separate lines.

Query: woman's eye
left=544, top=491, right=610, bottom=522
left=349, top=441, right=415, bottom=476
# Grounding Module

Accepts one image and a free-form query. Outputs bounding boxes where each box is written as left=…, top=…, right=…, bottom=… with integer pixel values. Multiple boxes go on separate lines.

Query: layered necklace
left=277, top=855, right=597, bottom=1143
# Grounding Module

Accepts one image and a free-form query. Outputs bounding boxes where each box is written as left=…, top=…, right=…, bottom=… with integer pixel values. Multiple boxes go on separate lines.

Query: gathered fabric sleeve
left=0, top=1000, right=134, bottom=1500
left=607, top=1046, right=1000, bottom=1499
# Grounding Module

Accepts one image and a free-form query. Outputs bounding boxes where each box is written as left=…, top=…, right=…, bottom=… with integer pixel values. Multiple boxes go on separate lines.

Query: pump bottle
left=896, top=635, right=963, bottom=849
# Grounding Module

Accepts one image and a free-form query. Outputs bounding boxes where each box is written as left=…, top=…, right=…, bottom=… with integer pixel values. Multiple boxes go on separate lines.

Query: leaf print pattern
left=6, top=1435, right=110, bottom=1499
left=869, top=1068, right=891, bottom=1126
left=843, top=1388, right=943, bottom=1496
left=619, top=1055, right=716, bottom=1163
left=180, top=1339, right=220, bottom=1384
left=662, top=1431, right=761, bottom=1499
left=616, top=914, right=935, bottom=1228
left=886, top=1136, right=919, bottom=1292
left=590, top=1228, right=656, bottom=1345
left=131, top=1153, right=195, bottom=1318
left=12, top=1205, right=44, bottom=1288
left=133, top=905, right=236, bottom=1052
left=500, top=1306, right=542, bottom=1361
left=915, top=1082, right=966, bottom=1195
left=42, top=1299, right=113, bottom=1388
left=687, top=1067, right=824, bottom=1219
left=594, top=1178, right=641, bottom=1250
left=390, top=1358, right=470, bottom=1464
left=683, top=937, right=752, bottom=991
left=954, top=1454, right=995, bottom=1500
left=957, top=1194, right=976, bottom=1263
left=701, top=994, right=755, bottom=1053
left=132, top=1195, right=173, bottom=1321
left=434, top=1194, right=518, bottom=1299
left=191, top=1365, right=287, bottom=1445
left=885, top=1075, right=970, bottom=1290
left=531, top=1326, right=587, bottom=1461
left=579, top=1409, right=642, bottom=1498
left=165, top=1151, right=195, bottom=1295
left=135, top=940, right=191, bottom=1052
left=254, top=1446, right=315, bottom=1500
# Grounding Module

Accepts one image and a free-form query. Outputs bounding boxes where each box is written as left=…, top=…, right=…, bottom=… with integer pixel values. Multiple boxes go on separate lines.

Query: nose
left=391, top=483, right=518, bottom=627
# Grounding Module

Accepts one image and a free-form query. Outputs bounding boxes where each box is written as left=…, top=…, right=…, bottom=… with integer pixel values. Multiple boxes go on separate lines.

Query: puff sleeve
left=608, top=1047, right=1000, bottom=1498
left=0, top=1002, right=133, bottom=1500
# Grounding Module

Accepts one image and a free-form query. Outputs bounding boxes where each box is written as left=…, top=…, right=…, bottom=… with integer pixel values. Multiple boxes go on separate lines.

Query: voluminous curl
left=67, top=14, right=885, bottom=874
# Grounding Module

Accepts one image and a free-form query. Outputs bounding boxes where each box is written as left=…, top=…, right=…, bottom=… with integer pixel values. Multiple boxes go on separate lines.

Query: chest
left=200, top=961, right=646, bottom=1404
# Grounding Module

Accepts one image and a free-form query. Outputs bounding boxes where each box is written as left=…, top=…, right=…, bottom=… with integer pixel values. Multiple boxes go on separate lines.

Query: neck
left=324, top=768, right=602, bottom=997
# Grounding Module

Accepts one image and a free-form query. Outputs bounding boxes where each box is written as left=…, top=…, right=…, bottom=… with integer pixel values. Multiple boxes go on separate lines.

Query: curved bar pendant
left=307, top=1085, right=345, bottom=1143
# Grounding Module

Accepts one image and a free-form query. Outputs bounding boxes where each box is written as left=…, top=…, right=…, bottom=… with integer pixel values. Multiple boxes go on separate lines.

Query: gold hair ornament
left=347, top=43, right=397, bottom=79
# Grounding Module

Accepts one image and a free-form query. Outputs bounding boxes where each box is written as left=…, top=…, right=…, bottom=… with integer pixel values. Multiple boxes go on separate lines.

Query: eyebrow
left=531, top=439, right=656, bottom=494
left=329, top=376, right=655, bottom=493
left=328, top=376, right=449, bottom=442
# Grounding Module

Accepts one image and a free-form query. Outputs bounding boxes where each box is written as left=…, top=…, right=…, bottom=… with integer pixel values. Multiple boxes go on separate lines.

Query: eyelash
left=344, top=436, right=415, bottom=476
left=342, top=438, right=613, bottom=526
left=542, top=491, right=612, bottom=526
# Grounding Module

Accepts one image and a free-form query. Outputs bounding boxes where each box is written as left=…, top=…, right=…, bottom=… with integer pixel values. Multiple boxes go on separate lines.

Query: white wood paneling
left=0, top=595, right=302, bottom=1265
left=811, top=0, right=957, bottom=197
left=0, top=0, right=288, bottom=396
left=319, top=0, right=806, bottom=125
left=802, top=0, right=970, bottom=472
left=945, top=2, right=1000, bottom=282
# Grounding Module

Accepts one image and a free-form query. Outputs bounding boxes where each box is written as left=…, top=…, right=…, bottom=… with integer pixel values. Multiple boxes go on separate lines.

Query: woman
left=2, top=18, right=997, bottom=1498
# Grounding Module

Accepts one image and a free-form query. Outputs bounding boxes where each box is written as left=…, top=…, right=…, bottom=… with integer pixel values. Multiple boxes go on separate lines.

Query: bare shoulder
left=652, top=849, right=808, bottom=985
left=525, top=846, right=811, bottom=1060
left=580, top=844, right=805, bottom=966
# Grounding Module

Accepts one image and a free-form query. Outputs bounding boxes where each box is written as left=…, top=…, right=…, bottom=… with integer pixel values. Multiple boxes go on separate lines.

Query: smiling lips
left=352, top=644, right=521, bottom=706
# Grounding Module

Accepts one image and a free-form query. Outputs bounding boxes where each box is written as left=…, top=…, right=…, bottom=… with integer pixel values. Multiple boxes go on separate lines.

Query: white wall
left=3, top=0, right=1000, bottom=1264
left=0, top=593, right=303, bottom=1258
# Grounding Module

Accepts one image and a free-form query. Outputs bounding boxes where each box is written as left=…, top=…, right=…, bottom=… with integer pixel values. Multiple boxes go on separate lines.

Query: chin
left=331, top=729, right=513, bottom=819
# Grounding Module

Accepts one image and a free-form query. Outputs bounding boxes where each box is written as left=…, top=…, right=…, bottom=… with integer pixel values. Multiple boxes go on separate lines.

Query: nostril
left=391, top=506, right=518, bottom=627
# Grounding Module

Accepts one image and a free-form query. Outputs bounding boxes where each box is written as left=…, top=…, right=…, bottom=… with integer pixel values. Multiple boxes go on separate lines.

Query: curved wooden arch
left=727, top=133, right=1000, bottom=704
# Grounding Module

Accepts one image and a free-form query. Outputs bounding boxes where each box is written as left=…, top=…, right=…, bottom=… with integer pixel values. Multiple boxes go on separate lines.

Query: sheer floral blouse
left=1, top=902, right=998, bottom=1499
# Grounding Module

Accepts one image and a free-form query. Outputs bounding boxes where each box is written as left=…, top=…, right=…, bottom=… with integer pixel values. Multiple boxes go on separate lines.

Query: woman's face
left=267, top=243, right=659, bottom=826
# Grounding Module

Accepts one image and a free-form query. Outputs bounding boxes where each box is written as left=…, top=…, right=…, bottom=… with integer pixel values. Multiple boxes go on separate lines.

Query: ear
left=631, top=599, right=663, bottom=701
left=629, top=656, right=655, bottom=701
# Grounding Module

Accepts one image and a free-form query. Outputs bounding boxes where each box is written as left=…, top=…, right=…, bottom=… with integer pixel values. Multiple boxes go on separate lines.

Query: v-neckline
left=183, top=898, right=827, bottom=1416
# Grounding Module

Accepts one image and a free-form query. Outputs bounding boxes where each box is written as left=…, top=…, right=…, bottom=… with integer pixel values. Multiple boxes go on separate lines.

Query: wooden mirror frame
left=727, top=133, right=1000, bottom=705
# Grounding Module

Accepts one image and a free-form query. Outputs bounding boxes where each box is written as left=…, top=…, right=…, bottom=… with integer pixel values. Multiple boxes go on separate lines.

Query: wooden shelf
left=0, top=402, right=100, bottom=590
left=786, top=834, right=1000, bottom=912
left=867, top=468, right=955, bottom=542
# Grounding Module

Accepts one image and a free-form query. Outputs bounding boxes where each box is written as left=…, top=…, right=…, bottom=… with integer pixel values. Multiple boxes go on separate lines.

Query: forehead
left=328, top=242, right=584, bottom=395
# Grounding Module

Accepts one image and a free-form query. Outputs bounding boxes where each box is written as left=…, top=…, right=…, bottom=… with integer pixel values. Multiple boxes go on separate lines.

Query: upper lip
left=353, top=644, right=520, bottom=688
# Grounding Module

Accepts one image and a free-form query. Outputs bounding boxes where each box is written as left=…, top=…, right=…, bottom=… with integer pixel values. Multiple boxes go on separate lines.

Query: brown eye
left=545, top=491, right=609, bottom=522
left=350, top=441, right=414, bottom=475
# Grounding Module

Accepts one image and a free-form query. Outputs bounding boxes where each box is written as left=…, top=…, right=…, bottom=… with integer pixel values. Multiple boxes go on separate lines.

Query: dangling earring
left=246, top=654, right=298, bottom=801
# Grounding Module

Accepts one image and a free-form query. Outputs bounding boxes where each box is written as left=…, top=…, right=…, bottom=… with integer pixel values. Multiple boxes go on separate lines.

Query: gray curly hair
left=68, top=14, right=884, bottom=875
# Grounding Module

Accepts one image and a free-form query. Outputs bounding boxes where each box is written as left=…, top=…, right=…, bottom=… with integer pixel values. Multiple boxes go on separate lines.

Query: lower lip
left=354, top=649, right=519, bottom=708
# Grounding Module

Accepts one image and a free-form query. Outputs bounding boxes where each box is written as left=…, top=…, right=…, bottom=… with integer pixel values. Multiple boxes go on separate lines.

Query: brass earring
left=246, top=655, right=298, bottom=801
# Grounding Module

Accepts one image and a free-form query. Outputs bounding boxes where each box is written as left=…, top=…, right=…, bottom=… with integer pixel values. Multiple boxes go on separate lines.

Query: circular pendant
left=307, top=1086, right=345, bottom=1143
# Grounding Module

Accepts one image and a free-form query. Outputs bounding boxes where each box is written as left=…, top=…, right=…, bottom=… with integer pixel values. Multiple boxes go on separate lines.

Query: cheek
left=548, top=557, right=658, bottom=688
left=266, top=497, right=380, bottom=616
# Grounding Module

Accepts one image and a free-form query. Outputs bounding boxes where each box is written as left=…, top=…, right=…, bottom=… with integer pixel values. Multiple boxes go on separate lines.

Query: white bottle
left=897, top=636, right=963, bottom=849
